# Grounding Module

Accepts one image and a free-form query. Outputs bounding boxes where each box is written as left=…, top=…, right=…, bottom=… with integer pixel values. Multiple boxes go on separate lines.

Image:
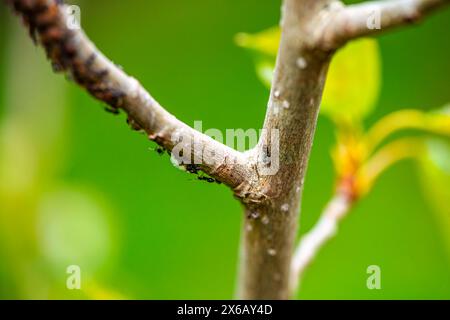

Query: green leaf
left=235, top=27, right=382, bottom=123
left=418, top=138, right=450, bottom=260
left=235, top=27, right=280, bottom=58
left=321, top=38, right=381, bottom=123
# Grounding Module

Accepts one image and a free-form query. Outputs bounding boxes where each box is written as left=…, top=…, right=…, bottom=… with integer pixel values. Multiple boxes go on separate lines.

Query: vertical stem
left=289, top=192, right=353, bottom=295
left=238, top=203, right=300, bottom=299
left=237, top=0, right=332, bottom=299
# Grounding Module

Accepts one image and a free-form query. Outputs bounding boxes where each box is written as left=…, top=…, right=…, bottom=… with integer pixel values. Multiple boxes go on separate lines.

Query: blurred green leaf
left=236, top=27, right=381, bottom=123
left=322, top=38, right=381, bottom=123
left=419, top=138, right=450, bottom=259
left=365, top=105, right=450, bottom=153
left=235, top=27, right=280, bottom=57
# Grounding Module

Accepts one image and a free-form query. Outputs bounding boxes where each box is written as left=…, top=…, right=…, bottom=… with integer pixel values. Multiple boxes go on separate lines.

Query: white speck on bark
left=273, top=105, right=280, bottom=115
left=296, top=57, right=307, bottom=69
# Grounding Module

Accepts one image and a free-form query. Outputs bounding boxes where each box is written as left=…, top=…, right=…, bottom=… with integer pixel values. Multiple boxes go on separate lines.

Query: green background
left=0, top=0, right=449, bottom=299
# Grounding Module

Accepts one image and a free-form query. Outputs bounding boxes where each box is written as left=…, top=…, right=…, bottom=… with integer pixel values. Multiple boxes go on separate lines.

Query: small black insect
left=197, top=176, right=221, bottom=184
left=95, top=69, right=109, bottom=80
left=85, top=53, right=97, bottom=69
left=104, top=105, right=120, bottom=115
left=51, top=62, right=64, bottom=73
left=185, top=164, right=201, bottom=174
left=126, top=116, right=142, bottom=131
left=155, top=146, right=166, bottom=155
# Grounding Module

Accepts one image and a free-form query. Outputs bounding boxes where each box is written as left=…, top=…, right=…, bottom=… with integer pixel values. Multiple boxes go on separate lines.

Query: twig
left=6, top=0, right=251, bottom=189
left=318, top=0, right=449, bottom=50
left=289, top=138, right=426, bottom=296
left=290, top=193, right=353, bottom=295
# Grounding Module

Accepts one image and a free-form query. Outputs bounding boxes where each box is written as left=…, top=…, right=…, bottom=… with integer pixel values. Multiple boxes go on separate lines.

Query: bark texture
left=237, top=0, right=333, bottom=299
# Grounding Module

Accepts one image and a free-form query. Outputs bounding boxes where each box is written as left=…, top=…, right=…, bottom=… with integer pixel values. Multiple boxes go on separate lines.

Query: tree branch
left=237, top=0, right=334, bottom=299
left=318, top=0, right=449, bottom=50
left=6, top=0, right=252, bottom=189
left=289, top=137, right=426, bottom=296
left=290, top=192, right=354, bottom=295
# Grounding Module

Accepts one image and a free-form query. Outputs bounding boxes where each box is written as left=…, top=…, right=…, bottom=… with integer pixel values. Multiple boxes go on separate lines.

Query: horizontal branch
left=318, top=0, right=449, bottom=50
left=6, top=0, right=251, bottom=189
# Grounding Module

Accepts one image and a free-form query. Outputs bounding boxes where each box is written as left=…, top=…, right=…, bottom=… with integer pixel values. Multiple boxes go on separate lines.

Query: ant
left=155, top=146, right=166, bottom=155
left=197, top=175, right=222, bottom=184
left=197, top=176, right=215, bottom=183
left=185, top=164, right=201, bottom=174
left=104, top=106, right=120, bottom=115
left=126, top=116, right=143, bottom=132
left=148, top=145, right=167, bottom=156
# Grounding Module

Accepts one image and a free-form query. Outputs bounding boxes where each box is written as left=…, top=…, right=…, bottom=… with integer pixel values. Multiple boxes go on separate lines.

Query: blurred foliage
left=236, top=29, right=381, bottom=124
left=0, top=16, right=119, bottom=299
left=419, top=138, right=450, bottom=259
left=0, top=0, right=449, bottom=299
left=321, top=39, right=381, bottom=124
